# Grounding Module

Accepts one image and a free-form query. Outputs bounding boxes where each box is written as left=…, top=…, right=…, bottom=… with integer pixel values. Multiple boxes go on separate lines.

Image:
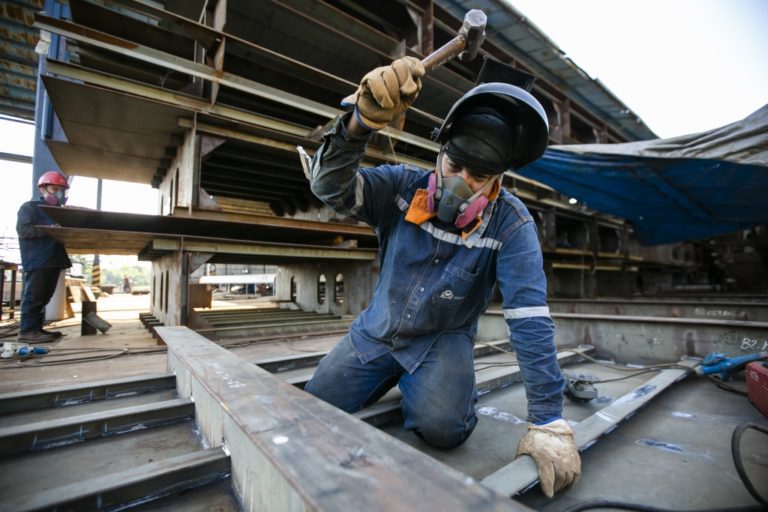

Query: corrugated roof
left=0, top=0, right=43, bottom=120
left=437, top=0, right=657, bottom=140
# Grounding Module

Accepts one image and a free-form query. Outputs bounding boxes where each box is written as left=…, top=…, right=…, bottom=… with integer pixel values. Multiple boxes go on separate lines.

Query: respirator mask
left=427, top=109, right=518, bottom=228
left=41, top=187, right=68, bottom=206
left=427, top=152, right=498, bottom=229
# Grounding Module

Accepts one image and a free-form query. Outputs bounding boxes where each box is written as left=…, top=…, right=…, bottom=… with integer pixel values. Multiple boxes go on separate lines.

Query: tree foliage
left=103, top=265, right=150, bottom=287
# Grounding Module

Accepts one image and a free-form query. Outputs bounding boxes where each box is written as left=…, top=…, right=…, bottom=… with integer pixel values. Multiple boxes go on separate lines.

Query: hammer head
left=458, top=9, right=487, bottom=62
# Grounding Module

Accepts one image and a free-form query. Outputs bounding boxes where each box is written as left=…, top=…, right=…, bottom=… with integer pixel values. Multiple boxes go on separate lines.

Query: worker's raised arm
left=309, top=57, right=424, bottom=223
left=342, top=56, right=424, bottom=132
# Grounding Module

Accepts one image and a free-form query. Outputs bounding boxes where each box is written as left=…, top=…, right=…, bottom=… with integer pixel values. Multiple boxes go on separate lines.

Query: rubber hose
left=731, top=421, right=768, bottom=508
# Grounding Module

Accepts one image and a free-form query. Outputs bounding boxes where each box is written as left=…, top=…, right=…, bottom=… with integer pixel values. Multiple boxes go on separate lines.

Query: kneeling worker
left=305, top=57, right=580, bottom=497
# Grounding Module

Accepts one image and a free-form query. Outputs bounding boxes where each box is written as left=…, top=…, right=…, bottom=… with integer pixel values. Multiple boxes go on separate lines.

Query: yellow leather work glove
left=342, top=56, right=425, bottom=131
left=515, top=419, right=581, bottom=498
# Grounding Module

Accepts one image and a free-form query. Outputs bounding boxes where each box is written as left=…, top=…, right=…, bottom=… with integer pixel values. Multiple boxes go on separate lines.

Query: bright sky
left=506, top=0, right=768, bottom=138
left=2, top=0, right=767, bottom=261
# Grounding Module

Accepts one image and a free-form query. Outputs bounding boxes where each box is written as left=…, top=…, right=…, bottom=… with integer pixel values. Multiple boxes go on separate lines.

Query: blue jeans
left=20, top=268, right=61, bottom=332
left=305, top=333, right=478, bottom=448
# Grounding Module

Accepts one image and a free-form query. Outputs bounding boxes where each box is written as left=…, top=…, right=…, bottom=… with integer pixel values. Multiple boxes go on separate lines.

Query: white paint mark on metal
left=272, top=435, right=289, bottom=445
left=477, top=406, right=526, bottom=424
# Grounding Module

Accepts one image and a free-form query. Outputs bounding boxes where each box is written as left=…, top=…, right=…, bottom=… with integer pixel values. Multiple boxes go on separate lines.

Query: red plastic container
left=746, top=361, right=768, bottom=417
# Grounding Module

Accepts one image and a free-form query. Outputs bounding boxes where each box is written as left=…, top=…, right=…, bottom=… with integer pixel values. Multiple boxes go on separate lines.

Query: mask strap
left=435, top=150, right=444, bottom=199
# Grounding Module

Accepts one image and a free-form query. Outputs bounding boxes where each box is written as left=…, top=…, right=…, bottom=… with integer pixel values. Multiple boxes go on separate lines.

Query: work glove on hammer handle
left=342, top=56, right=425, bottom=131
left=515, top=419, right=581, bottom=498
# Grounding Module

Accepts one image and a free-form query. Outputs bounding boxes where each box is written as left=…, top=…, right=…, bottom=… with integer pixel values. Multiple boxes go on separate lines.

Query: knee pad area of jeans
left=410, top=413, right=478, bottom=449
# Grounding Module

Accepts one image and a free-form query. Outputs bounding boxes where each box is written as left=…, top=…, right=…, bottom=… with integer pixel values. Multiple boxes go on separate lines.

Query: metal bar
left=7, top=447, right=230, bottom=512
left=152, top=238, right=377, bottom=260
left=478, top=311, right=768, bottom=362
left=198, top=310, right=317, bottom=319
left=251, top=339, right=514, bottom=375
left=171, top=207, right=373, bottom=236
left=254, top=351, right=329, bottom=373
left=197, top=306, right=281, bottom=316
left=33, top=14, right=338, bottom=116
left=45, top=60, right=310, bottom=138
left=0, top=151, right=33, bottom=164
left=186, top=118, right=436, bottom=169
left=36, top=15, right=439, bottom=152
left=547, top=298, right=768, bottom=322
left=0, top=398, right=194, bottom=456
left=158, top=326, right=528, bottom=511
left=204, top=316, right=342, bottom=328
left=0, top=373, right=176, bottom=415
left=114, top=0, right=356, bottom=90
left=196, top=318, right=353, bottom=339
left=201, top=313, right=341, bottom=327
left=481, top=360, right=696, bottom=496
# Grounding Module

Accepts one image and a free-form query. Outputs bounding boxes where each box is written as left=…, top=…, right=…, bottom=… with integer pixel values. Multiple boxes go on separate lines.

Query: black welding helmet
left=433, top=82, right=549, bottom=173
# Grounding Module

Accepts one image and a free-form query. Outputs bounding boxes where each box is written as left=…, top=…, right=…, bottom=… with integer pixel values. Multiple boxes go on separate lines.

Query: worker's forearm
left=346, top=112, right=372, bottom=137
left=309, top=112, right=371, bottom=215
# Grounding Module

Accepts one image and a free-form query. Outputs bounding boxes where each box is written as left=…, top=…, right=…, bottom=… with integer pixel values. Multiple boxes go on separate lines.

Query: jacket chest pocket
left=431, top=263, right=480, bottom=310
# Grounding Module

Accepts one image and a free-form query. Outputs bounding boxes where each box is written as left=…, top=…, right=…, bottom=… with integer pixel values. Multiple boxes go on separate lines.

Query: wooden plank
left=158, top=326, right=528, bottom=511
left=6, top=447, right=230, bottom=512
left=82, top=284, right=97, bottom=302
left=480, top=360, right=696, bottom=496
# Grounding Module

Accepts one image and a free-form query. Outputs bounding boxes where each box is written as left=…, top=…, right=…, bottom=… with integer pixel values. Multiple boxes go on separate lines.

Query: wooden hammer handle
left=421, top=36, right=468, bottom=73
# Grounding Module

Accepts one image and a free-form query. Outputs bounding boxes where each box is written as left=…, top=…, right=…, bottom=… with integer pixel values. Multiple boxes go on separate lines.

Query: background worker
left=16, top=171, right=72, bottom=343
left=304, top=57, right=580, bottom=497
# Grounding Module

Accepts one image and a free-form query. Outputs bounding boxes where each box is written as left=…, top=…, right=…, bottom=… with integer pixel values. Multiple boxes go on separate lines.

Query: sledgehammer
left=421, top=9, right=487, bottom=72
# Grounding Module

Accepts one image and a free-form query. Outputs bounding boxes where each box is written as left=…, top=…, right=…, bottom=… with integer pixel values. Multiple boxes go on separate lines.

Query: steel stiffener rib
left=35, top=15, right=440, bottom=152
left=0, top=398, right=195, bottom=456
left=4, top=447, right=230, bottom=512
left=481, top=360, right=697, bottom=496
left=0, top=373, right=176, bottom=415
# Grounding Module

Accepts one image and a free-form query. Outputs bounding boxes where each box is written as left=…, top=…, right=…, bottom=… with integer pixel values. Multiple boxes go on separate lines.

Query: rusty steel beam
left=36, top=14, right=440, bottom=152
left=158, top=326, right=528, bottom=511
left=151, top=238, right=376, bottom=261
left=39, top=205, right=376, bottom=246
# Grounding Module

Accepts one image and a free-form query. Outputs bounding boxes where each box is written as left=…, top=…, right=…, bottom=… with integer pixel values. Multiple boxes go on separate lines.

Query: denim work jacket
left=309, top=115, right=564, bottom=423
left=16, top=200, right=71, bottom=272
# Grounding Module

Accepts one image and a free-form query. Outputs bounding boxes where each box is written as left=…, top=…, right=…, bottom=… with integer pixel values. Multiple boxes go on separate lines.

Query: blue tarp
left=518, top=105, right=768, bottom=245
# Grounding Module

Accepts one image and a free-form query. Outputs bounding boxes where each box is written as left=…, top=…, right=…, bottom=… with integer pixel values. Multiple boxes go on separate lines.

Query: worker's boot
left=41, top=328, right=64, bottom=338
left=17, top=330, right=57, bottom=343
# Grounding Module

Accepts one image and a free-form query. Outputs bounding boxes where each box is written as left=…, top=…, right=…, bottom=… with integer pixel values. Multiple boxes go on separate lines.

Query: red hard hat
left=37, top=171, right=70, bottom=189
